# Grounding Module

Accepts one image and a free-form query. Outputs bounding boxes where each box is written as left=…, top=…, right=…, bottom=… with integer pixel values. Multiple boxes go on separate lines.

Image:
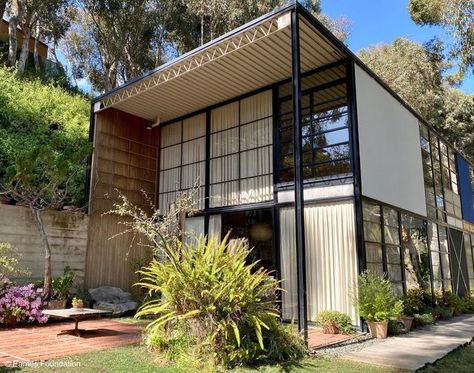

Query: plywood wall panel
left=85, top=108, right=159, bottom=291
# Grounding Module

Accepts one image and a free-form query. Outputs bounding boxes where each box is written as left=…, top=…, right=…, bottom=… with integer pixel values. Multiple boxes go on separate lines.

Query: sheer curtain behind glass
left=159, top=113, right=206, bottom=211
left=210, top=90, right=273, bottom=207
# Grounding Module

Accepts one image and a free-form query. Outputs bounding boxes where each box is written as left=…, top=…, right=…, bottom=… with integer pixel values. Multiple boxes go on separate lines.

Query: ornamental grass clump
left=135, top=234, right=306, bottom=369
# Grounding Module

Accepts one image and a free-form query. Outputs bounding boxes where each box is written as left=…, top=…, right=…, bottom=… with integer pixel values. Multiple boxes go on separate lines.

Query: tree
left=6, top=0, right=24, bottom=66
left=0, top=0, right=8, bottom=21
left=408, top=0, right=474, bottom=78
left=63, top=0, right=161, bottom=92
left=358, top=37, right=474, bottom=161
left=0, top=141, right=91, bottom=298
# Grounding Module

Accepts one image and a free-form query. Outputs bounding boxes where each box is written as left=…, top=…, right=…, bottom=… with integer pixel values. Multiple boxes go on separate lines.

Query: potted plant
left=49, top=266, right=75, bottom=309
left=399, top=288, right=426, bottom=332
left=352, top=271, right=403, bottom=339
left=71, top=297, right=84, bottom=309
left=315, top=310, right=353, bottom=334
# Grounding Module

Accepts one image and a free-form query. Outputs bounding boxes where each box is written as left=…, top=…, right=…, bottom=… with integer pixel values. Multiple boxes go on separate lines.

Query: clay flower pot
left=47, top=300, right=67, bottom=310
left=401, top=316, right=414, bottom=332
left=367, top=320, right=388, bottom=339
left=322, top=321, right=340, bottom=335
left=4, top=315, right=18, bottom=326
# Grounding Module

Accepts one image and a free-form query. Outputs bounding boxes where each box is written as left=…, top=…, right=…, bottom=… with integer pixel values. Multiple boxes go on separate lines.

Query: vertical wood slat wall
left=85, top=108, right=159, bottom=291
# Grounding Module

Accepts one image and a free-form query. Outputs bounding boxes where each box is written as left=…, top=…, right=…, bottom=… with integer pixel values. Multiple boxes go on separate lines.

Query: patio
left=0, top=319, right=142, bottom=367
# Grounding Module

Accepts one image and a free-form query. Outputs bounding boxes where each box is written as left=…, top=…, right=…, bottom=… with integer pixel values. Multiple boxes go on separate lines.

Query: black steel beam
left=290, top=9, right=308, bottom=342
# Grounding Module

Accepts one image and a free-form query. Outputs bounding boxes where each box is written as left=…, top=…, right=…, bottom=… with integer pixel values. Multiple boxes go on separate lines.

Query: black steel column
left=291, top=9, right=308, bottom=341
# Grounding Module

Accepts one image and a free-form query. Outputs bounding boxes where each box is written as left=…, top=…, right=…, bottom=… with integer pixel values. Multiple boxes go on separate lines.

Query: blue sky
left=75, top=1, right=472, bottom=94
left=322, top=0, right=473, bottom=93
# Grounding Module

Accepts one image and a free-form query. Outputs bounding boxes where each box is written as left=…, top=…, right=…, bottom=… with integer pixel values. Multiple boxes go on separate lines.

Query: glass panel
left=440, top=253, right=451, bottom=279
left=364, top=222, right=382, bottom=243
left=388, top=264, right=402, bottom=282
left=367, top=262, right=384, bottom=276
left=314, top=160, right=351, bottom=178
left=386, top=246, right=401, bottom=264
left=365, top=243, right=383, bottom=262
left=385, top=226, right=400, bottom=245
left=383, top=207, right=399, bottom=227
left=363, top=201, right=381, bottom=223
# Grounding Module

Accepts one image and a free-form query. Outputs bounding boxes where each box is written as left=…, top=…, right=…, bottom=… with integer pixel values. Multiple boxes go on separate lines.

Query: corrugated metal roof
left=95, top=4, right=346, bottom=122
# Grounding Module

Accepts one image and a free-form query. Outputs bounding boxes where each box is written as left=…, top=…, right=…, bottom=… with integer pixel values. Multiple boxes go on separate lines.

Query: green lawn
left=3, top=344, right=402, bottom=373
left=419, top=342, right=474, bottom=373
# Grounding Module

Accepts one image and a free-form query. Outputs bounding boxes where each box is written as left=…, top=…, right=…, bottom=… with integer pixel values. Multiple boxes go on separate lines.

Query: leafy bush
left=0, top=67, right=90, bottom=206
left=388, top=319, right=405, bottom=335
left=414, top=312, right=436, bottom=326
left=315, top=310, right=353, bottom=334
left=136, top=234, right=306, bottom=369
left=52, top=266, right=75, bottom=300
left=428, top=306, right=453, bottom=320
left=460, top=295, right=474, bottom=313
left=436, top=291, right=463, bottom=314
left=399, top=288, right=431, bottom=316
left=352, top=271, right=403, bottom=322
left=0, top=281, right=48, bottom=324
left=0, top=242, right=30, bottom=279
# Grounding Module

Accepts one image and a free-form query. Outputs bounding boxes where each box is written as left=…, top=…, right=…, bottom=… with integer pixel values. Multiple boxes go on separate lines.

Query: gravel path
left=312, top=333, right=391, bottom=357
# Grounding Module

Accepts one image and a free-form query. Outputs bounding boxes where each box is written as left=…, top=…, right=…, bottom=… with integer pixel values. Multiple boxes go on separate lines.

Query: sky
left=322, top=0, right=473, bottom=93
left=73, top=0, right=473, bottom=95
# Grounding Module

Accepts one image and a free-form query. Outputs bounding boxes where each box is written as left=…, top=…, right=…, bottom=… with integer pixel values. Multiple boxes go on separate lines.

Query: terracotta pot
left=401, top=316, right=414, bottom=332
left=4, top=315, right=18, bottom=326
left=0, top=196, right=10, bottom=205
left=367, top=320, right=388, bottom=339
left=47, top=300, right=67, bottom=309
left=322, top=321, right=340, bottom=335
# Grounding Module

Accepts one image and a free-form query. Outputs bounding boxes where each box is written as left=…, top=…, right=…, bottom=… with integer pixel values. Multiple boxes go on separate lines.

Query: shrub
left=388, top=319, right=405, bottom=335
left=0, top=281, right=48, bottom=324
left=0, top=242, right=30, bottom=279
left=399, top=288, right=431, bottom=316
left=428, top=306, right=453, bottom=320
left=436, top=291, right=463, bottom=314
left=315, top=310, right=353, bottom=334
left=460, top=295, right=474, bottom=313
left=136, top=234, right=306, bottom=369
left=352, top=271, right=403, bottom=322
left=52, top=266, right=75, bottom=300
left=414, top=312, right=436, bottom=326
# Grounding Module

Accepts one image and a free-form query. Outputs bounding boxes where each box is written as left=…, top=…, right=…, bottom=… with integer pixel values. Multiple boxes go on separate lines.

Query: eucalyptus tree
left=408, top=0, right=474, bottom=78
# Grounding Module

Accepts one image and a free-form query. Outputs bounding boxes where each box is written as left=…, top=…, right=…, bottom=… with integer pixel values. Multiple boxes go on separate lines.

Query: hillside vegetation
left=0, top=67, right=90, bottom=206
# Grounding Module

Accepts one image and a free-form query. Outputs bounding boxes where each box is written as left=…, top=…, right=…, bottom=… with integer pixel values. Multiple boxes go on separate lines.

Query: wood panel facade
left=85, top=108, right=159, bottom=290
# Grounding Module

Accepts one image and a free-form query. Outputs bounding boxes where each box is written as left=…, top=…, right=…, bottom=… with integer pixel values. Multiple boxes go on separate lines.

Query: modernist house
left=85, top=1, right=474, bottom=337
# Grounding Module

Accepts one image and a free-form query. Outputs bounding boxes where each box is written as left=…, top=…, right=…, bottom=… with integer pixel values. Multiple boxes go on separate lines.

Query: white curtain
left=159, top=114, right=206, bottom=211
left=280, top=201, right=358, bottom=323
left=210, top=90, right=273, bottom=207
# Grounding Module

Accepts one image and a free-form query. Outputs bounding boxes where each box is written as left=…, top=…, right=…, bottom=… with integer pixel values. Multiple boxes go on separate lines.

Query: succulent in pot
left=71, top=297, right=84, bottom=309
left=352, top=271, right=403, bottom=339
left=49, top=266, right=75, bottom=309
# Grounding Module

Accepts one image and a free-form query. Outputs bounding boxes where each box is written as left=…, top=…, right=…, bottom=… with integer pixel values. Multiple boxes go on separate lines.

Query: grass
left=2, top=316, right=473, bottom=372
left=419, top=340, right=474, bottom=373
left=2, top=345, right=403, bottom=373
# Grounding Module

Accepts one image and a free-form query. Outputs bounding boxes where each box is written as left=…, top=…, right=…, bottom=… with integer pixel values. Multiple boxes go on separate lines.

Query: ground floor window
left=209, top=209, right=274, bottom=271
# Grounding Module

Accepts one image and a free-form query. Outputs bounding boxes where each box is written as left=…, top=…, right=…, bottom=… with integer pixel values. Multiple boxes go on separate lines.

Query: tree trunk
left=31, top=207, right=52, bottom=299
left=0, top=0, right=7, bottom=23
left=33, top=21, right=40, bottom=73
left=18, top=23, right=32, bottom=74
left=7, top=15, right=20, bottom=66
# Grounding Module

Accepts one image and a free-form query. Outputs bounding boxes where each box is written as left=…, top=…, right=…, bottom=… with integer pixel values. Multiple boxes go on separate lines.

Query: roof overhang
left=94, top=3, right=347, bottom=122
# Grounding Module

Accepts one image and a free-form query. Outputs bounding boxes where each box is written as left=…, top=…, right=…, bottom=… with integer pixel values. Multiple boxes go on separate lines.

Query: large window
left=467, top=234, right=474, bottom=289
left=277, top=65, right=351, bottom=184
left=362, top=200, right=404, bottom=294
left=158, top=113, right=206, bottom=211
left=209, top=91, right=273, bottom=207
left=428, top=222, right=452, bottom=292
left=419, top=124, right=436, bottom=219
left=401, top=214, right=431, bottom=292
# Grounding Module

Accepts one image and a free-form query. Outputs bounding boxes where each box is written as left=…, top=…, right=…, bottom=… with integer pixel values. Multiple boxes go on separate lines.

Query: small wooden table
left=42, top=308, right=110, bottom=336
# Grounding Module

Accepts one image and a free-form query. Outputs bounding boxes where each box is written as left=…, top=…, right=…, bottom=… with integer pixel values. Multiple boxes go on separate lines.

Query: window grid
left=277, top=80, right=351, bottom=184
